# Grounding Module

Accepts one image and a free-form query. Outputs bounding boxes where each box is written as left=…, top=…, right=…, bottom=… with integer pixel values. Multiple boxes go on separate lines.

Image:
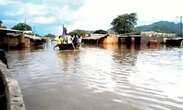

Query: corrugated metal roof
left=0, top=28, right=23, bottom=33
left=82, top=34, right=107, bottom=40
left=6, top=33, right=21, bottom=37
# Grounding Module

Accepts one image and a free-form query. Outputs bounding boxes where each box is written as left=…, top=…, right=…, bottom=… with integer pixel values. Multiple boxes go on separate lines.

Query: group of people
left=54, top=35, right=82, bottom=49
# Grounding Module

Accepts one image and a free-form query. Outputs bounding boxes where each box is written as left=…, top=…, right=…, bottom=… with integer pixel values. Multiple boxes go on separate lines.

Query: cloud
left=68, top=0, right=183, bottom=31
left=5, top=3, right=48, bottom=17
left=1, top=0, right=183, bottom=34
left=0, top=0, right=15, bottom=5
left=33, top=16, right=56, bottom=24
left=0, top=0, right=83, bottom=34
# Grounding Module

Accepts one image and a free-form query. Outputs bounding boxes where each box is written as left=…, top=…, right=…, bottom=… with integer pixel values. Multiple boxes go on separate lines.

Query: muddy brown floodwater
left=7, top=44, right=183, bottom=110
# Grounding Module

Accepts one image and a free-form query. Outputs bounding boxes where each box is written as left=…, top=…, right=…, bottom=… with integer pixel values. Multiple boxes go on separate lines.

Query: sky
left=0, top=0, right=183, bottom=35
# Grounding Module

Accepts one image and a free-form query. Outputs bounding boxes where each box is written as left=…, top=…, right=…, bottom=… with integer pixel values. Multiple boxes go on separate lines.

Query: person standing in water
left=54, top=35, right=63, bottom=49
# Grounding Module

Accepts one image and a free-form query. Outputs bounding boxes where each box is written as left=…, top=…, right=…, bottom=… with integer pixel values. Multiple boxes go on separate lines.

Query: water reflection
left=7, top=44, right=183, bottom=110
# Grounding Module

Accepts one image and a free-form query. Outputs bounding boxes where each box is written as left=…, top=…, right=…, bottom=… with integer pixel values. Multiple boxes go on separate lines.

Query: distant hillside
left=136, top=21, right=182, bottom=35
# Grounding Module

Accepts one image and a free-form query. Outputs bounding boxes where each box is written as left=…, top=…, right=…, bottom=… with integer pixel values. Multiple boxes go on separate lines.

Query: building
left=82, top=34, right=119, bottom=44
left=141, top=31, right=176, bottom=45
left=0, top=28, right=46, bottom=50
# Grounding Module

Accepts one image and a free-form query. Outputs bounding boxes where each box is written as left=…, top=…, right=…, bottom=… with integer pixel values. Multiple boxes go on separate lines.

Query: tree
left=0, top=20, right=7, bottom=28
left=12, top=23, right=32, bottom=31
left=0, top=20, right=2, bottom=27
left=93, top=29, right=108, bottom=34
left=44, top=34, right=56, bottom=38
left=111, top=13, right=137, bottom=34
left=69, top=29, right=90, bottom=36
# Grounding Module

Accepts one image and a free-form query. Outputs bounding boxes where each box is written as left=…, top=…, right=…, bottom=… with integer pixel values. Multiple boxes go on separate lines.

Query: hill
left=136, top=21, right=182, bottom=35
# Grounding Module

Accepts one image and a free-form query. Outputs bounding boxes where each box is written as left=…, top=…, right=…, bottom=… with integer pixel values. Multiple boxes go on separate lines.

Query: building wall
left=141, top=32, right=165, bottom=45
left=23, top=37, right=31, bottom=48
left=7, top=37, right=19, bottom=47
left=0, top=32, right=8, bottom=49
left=141, top=31, right=177, bottom=45
left=141, top=32, right=176, bottom=38
left=141, top=35, right=163, bottom=45
left=0, top=29, right=46, bottom=49
left=99, top=34, right=119, bottom=44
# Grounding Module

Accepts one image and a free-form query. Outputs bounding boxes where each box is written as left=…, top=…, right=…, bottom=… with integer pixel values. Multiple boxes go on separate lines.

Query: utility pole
left=24, top=16, right=27, bottom=31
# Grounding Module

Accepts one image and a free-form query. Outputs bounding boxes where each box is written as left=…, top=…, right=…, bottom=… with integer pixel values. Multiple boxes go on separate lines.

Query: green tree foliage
left=111, top=13, right=137, bottom=34
left=0, top=20, right=2, bottom=26
left=12, top=23, right=32, bottom=31
left=44, top=34, right=56, bottom=38
left=93, top=29, right=108, bottom=34
left=69, top=29, right=90, bottom=36
left=0, top=20, right=7, bottom=28
left=35, top=34, right=42, bottom=37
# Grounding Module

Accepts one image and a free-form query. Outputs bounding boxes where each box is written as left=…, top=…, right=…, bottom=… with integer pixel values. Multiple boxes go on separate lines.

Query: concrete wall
left=0, top=61, right=25, bottom=110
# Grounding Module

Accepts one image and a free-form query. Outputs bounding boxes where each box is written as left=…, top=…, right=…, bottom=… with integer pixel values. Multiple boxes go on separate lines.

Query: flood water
left=7, top=44, right=183, bottom=110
